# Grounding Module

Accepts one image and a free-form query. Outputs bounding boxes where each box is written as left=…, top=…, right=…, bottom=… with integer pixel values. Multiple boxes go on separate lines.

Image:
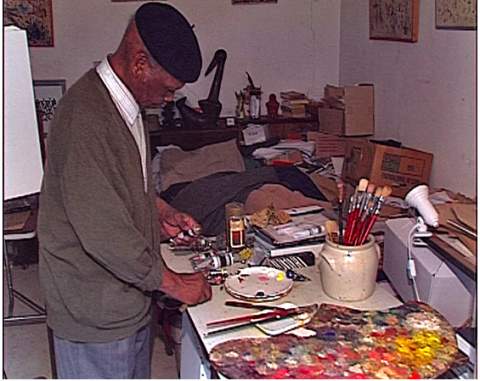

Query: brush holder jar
left=319, top=235, right=380, bottom=301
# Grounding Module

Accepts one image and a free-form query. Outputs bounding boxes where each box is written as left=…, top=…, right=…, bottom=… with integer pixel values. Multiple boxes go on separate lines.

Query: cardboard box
left=383, top=218, right=475, bottom=327
left=342, top=139, right=433, bottom=197
left=306, top=131, right=346, bottom=158
left=319, top=84, right=374, bottom=136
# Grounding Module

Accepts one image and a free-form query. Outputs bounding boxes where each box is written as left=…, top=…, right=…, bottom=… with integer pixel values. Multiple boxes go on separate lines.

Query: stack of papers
left=252, top=139, right=315, bottom=160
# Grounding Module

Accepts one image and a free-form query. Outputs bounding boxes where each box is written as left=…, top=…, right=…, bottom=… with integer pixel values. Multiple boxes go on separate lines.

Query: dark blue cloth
left=274, top=166, right=327, bottom=201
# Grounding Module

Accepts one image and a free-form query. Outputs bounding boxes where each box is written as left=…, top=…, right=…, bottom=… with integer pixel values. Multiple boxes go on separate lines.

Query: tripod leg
left=4, top=242, right=15, bottom=317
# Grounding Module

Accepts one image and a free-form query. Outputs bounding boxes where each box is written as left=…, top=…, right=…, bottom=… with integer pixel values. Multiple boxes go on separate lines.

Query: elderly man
left=37, top=3, right=211, bottom=378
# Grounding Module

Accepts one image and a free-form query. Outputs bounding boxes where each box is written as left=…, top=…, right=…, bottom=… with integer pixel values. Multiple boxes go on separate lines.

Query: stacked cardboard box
left=307, top=84, right=374, bottom=159
left=319, top=84, right=374, bottom=136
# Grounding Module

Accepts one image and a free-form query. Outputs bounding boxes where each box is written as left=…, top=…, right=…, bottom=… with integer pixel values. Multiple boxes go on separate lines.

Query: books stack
left=280, top=91, right=309, bottom=118
left=254, top=231, right=324, bottom=258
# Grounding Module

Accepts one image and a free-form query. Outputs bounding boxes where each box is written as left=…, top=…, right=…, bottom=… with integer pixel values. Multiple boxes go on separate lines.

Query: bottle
left=228, top=216, right=245, bottom=250
left=225, top=202, right=245, bottom=249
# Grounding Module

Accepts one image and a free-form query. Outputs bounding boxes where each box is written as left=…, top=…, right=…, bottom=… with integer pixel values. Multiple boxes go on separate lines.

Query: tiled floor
left=3, top=263, right=178, bottom=379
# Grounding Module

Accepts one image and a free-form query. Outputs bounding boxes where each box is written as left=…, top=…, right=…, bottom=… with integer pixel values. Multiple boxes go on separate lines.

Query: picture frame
left=435, top=0, right=476, bottom=30
left=232, top=0, right=277, bottom=4
left=369, top=0, right=419, bottom=42
left=33, top=80, right=66, bottom=136
left=4, top=0, right=54, bottom=47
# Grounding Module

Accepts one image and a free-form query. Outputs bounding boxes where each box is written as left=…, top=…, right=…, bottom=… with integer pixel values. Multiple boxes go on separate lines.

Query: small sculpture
left=161, top=101, right=175, bottom=128
left=176, top=49, right=227, bottom=129
left=240, top=72, right=262, bottom=119
left=235, top=91, right=246, bottom=119
left=266, top=93, right=280, bottom=118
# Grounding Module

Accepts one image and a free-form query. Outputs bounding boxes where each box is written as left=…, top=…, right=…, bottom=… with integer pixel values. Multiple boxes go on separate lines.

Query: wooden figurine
left=266, top=93, right=280, bottom=118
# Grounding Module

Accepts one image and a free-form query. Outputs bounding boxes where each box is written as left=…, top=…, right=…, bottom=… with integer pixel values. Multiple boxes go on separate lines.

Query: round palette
left=225, top=267, right=293, bottom=301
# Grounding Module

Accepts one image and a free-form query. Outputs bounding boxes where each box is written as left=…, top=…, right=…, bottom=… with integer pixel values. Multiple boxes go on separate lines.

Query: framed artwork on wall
left=33, top=80, right=66, bottom=137
left=3, top=0, right=54, bottom=47
left=435, top=0, right=476, bottom=30
left=369, top=0, right=419, bottom=42
left=232, top=0, right=277, bottom=4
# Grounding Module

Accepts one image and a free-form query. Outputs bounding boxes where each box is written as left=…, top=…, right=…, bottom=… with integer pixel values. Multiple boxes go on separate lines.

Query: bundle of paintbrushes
left=342, top=178, right=392, bottom=246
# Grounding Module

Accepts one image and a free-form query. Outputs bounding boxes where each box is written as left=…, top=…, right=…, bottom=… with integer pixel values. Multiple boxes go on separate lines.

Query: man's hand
left=160, top=267, right=212, bottom=305
left=156, top=197, right=201, bottom=243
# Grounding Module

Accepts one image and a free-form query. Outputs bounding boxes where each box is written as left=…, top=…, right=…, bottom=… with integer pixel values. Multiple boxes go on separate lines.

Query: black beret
left=135, top=2, right=202, bottom=83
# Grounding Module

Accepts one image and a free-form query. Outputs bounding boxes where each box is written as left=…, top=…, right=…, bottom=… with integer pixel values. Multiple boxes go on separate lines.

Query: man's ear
left=132, top=50, right=150, bottom=81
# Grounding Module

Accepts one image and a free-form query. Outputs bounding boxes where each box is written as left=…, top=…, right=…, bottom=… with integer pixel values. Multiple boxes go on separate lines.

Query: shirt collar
left=96, top=56, right=140, bottom=126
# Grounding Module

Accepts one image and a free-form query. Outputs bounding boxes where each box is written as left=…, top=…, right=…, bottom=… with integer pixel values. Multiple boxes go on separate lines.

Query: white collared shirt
left=96, top=57, right=148, bottom=192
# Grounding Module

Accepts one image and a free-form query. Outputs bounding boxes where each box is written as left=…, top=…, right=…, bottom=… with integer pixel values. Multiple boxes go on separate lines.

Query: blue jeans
left=53, top=325, right=151, bottom=379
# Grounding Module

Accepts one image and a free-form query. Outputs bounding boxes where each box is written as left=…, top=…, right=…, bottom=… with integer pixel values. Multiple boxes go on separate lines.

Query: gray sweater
left=38, top=69, right=164, bottom=342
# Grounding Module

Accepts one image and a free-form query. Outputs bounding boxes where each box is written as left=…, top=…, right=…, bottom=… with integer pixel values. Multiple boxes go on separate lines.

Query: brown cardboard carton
left=318, top=108, right=344, bottom=136
left=319, top=84, right=374, bottom=136
left=342, top=139, right=433, bottom=197
left=306, top=131, right=346, bottom=158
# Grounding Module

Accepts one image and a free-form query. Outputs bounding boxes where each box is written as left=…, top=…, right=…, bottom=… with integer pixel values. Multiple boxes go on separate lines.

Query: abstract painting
left=436, top=0, right=476, bottom=30
left=33, top=80, right=66, bottom=136
left=4, top=0, right=54, bottom=47
left=369, top=0, right=419, bottom=42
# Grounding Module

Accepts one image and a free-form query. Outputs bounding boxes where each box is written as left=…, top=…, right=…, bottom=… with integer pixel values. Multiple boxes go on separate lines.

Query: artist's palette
left=225, top=267, right=293, bottom=302
left=209, top=302, right=465, bottom=379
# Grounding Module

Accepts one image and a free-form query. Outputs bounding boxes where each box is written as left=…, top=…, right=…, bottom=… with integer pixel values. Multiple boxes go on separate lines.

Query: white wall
left=29, top=0, right=340, bottom=115
left=27, top=0, right=476, bottom=196
left=339, top=0, right=476, bottom=197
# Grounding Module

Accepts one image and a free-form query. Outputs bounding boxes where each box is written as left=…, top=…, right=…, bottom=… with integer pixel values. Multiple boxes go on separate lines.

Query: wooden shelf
left=147, top=114, right=319, bottom=154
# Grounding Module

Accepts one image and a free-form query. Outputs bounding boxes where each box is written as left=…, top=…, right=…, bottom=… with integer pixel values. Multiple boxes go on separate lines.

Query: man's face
left=136, top=60, right=184, bottom=108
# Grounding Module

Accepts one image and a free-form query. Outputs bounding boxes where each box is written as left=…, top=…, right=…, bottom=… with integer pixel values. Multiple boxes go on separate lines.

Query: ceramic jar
left=319, top=235, right=380, bottom=301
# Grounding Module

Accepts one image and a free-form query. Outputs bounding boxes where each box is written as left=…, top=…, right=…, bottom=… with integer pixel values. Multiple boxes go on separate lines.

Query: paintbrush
left=205, top=303, right=319, bottom=335
left=225, top=300, right=289, bottom=310
left=345, top=178, right=369, bottom=245
left=354, top=186, right=383, bottom=245
left=360, top=183, right=376, bottom=219
left=325, top=220, right=339, bottom=243
left=358, top=186, right=392, bottom=245
left=351, top=184, right=378, bottom=245
left=343, top=186, right=358, bottom=244
left=337, top=181, right=345, bottom=244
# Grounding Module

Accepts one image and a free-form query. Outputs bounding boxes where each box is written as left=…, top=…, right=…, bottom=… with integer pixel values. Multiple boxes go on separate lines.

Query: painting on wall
left=232, top=0, right=277, bottom=4
left=436, top=0, right=476, bottom=30
left=4, top=0, right=54, bottom=47
left=369, top=0, right=419, bottom=42
left=33, top=80, right=66, bottom=136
